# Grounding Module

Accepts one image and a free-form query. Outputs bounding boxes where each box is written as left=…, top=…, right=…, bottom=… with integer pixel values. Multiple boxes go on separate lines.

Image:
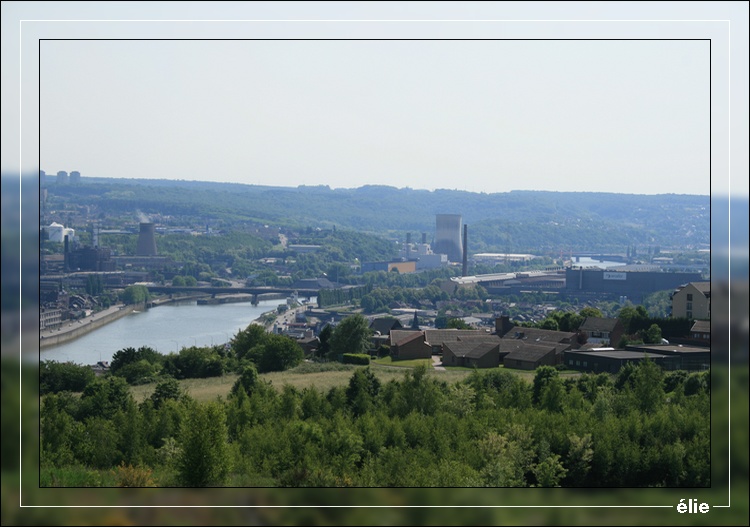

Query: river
left=40, top=299, right=292, bottom=365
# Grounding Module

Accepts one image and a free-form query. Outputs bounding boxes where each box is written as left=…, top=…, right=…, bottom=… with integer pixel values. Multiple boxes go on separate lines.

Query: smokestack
left=136, top=223, right=158, bottom=256
left=406, top=233, right=411, bottom=259
left=63, top=234, right=70, bottom=272
left=462, top=224, right=468, bottom=277
left=421, top=232, right=427, bottom=244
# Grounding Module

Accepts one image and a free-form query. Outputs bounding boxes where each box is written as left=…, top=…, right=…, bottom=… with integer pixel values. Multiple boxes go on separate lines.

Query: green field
left=129, top=361, right=476, bottom=403
left=372, top=356, right=434, bottom=368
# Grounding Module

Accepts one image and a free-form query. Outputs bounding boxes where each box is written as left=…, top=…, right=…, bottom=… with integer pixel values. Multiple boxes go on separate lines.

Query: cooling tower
left=136, top=223, right=158, bottom=256
left=434, top=214, right=463, bottom=263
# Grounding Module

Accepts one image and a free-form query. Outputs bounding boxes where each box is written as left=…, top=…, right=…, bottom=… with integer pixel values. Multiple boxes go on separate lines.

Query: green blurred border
left=2, top=5, right=748, bottom=525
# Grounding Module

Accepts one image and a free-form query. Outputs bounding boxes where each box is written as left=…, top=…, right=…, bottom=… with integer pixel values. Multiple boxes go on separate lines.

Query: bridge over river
left=146, top=285, right=320, bottom=303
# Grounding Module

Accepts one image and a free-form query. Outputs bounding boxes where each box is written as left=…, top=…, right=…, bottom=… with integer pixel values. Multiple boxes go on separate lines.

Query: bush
left=342, top=353, right=371, bottom=365
left=116, top=359, right=160, bottom=384
left=163, top=346, right=227, bottom=379
left=113, top=462, right=155, bottom=487
left=376, top=345, right=390, bottom=358
left=110, top=346, right=163, bottom=375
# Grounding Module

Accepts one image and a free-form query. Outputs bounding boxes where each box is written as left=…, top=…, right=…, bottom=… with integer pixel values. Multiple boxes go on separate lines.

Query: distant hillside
left=38, top=175, right=710, bottom=253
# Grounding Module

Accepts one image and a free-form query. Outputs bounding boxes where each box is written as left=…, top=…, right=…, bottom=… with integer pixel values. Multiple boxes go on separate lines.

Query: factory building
left=398, top=232, right=449, bottom=270
left=362, top=260, right=417, bottom=274
left=67, top=246, right=116, bottom=272
left=46, top=222, right=76, bottom=243
left=564, top=267, right=704, bottom=304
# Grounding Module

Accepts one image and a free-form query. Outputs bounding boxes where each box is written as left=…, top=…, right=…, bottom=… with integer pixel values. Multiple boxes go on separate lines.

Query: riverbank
left=39, top=294, right=209, bottom=350
left=40, top=304, right=138, bottom=350
left=255, top=303, right=316, bottom=334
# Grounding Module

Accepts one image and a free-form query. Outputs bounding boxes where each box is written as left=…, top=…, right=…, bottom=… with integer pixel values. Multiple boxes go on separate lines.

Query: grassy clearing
left=373, top=356, right=434, bottom=368
left=128, top=360, right=476, bottom=402
left=442, top=365, right=477, bottom=372
left=129, top=374, right=240, bottom=403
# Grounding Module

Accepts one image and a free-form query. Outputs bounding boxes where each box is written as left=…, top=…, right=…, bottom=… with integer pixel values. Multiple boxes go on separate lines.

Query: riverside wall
left=39, top=294, right=208, bottom=350
left=40, top=304, right=141, bottom=350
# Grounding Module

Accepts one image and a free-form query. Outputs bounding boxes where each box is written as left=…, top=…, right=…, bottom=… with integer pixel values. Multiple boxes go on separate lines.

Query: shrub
left=113, top=462, right=155, bottom=487
left=342, top=353, right=370, bottom=365
left=117, top=359, right=160, bottom=384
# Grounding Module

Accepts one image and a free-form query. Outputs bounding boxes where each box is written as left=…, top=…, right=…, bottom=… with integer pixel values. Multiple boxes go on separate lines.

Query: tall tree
left=532, top=366, right=559, bottom=405
left=633, top=358, right=664, bottom=414
left=644, top=323, right=663, bottom=344
left=231, top=323, right=268, bottom=361
left=121, top=284, right=150, bottom=305
left=317, top=324, right=333, bottom=358
left=257, top=333, right=304, bottom=373
left=329, top=314, right=372, bottom=359
left=346, top=368, right=381, bottom=417
left=176, top=401, right=231, bottom=487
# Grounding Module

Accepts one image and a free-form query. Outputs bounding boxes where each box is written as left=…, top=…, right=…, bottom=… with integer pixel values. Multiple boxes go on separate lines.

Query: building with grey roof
left=442, top=340, right=501, bottom=368
left=564, top=349, right=680, bottom=373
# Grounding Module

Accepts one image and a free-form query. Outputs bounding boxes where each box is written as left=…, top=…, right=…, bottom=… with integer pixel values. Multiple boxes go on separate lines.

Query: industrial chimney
left=136, top=223, right=157, bottom=256
left=462, top=224, right=468, bottom=277
left=406, top=232, right=412, bottom=260
left=63, top=234, right=70, bottom=272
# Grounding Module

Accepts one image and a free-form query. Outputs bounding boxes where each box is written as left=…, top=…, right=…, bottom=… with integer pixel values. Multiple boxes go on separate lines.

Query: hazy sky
left=3, top=2, right=748, bottom=196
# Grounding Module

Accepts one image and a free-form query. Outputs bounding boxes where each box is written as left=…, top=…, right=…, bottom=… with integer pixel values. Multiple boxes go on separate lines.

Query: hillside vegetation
left=45, top=177, right=709, bottom=253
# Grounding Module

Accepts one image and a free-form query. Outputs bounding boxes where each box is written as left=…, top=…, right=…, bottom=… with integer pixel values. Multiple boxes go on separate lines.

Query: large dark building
left=564, top=268, right=704, bottom=303
left=563, top=349, right=681, bottom=373
left=564, top=343, right=709, bottom=373
left=67, top=246, right=116, bottom=272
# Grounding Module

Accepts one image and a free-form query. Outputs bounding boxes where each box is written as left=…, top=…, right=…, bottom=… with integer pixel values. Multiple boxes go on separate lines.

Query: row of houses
left=386, top=316, right=709, bottom=372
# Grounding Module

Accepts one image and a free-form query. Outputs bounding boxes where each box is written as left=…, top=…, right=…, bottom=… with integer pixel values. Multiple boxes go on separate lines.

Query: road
left=432, top=355, right=446, bottom=371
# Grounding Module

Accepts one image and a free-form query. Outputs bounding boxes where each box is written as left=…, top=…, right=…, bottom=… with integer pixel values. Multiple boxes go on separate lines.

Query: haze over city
left=5, top=2, right=743, bottom=196
left=38, top=38, right=709, bottom=195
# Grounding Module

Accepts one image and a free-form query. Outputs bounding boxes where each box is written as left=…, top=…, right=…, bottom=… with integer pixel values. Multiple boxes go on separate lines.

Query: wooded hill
left=44, top=177, right=709, bottom=253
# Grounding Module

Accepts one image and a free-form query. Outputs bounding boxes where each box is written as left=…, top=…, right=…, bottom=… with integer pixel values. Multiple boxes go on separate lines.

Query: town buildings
left=671, top=282, right=710, bottom=320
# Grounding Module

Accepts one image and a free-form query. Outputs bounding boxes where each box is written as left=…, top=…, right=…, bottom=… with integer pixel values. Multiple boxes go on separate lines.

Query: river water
left=39, top=299, right=291, bottom=365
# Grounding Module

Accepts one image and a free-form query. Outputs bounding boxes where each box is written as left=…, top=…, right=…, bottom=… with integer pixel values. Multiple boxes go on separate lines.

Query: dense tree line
left=120, top=285, right=150, bottom=305
left=524, top=304, right=695, bottom=346
left=317, top=285, right=371, bottom=308
left=40, top=360, right=709, bottom=488
left=100, top=325, right=305, bottom=387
